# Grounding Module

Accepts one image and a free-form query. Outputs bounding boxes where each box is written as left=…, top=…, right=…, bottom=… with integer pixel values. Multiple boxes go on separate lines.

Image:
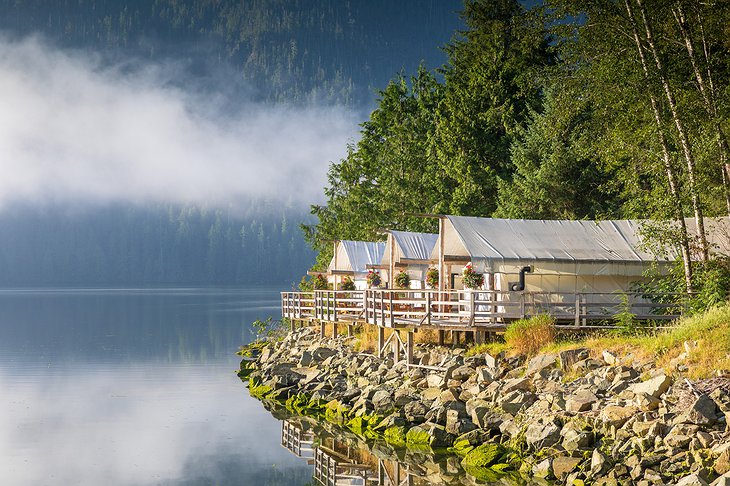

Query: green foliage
left=313, top=274, right=328, bottom=290
left=394, top=270, right=411, bottom=289
left=405, top=426, right=431, bottom=446
left=384, top=426, right=407, bottom=447
left=340, top=276, right=356, bottom=291
left=251, top=317, right=287, bottom=342
left=613, top=294, right=638, bottom=336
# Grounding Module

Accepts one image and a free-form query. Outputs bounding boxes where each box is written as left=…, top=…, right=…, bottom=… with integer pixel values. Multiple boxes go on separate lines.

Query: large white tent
left=328, top=240, right=385, bottom=290
left=379, top=231, right=438, bottom=288
left=431, top=215, right=730, bottom=294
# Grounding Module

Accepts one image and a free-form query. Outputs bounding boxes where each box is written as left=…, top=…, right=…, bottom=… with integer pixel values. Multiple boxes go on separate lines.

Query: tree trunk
left=625, top=0, right=693, bottom=293
left=634, top=0, right=709, bottom=261
left=673, top=2, right=730, bottom=217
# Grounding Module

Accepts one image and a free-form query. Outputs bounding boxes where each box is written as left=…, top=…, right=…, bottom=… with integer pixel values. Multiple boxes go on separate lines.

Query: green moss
left=384, top=426, right=406, bottom=447
left=237, top=359, right=257, bottom=379
left=405, top=426, right=430, bottom=446
left=449, top=438, right=475, bottom=457
left=248, top=383, right=273, bottom=399
left=461, top=443, right=505, bottom=468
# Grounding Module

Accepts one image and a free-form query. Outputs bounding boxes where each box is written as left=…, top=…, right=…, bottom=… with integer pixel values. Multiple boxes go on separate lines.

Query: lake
left=0, top=287, right=313, bottom=486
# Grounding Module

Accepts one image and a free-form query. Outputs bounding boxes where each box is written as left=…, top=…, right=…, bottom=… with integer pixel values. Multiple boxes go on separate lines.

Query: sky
left=0, top=35, right=359, bottom=209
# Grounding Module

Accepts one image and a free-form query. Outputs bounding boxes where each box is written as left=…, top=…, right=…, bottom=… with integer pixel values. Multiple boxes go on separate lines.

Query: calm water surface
left=0, top=287, right=312, bottom=486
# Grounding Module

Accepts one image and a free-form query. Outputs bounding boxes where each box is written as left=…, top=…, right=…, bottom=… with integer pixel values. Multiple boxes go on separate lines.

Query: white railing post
left=469, top=290, right=475, bottom=326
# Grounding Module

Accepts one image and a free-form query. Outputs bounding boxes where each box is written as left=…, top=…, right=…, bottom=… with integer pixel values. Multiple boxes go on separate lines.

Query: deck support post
left=290, top=318, right=295, bottom=332
left=407, top=330, right=414, bottom=364
left=348, top=324, right=354, bottom=337
left=575, top=295, right=580, bottom=327
left=377, top=326, right=385, bottom=358
left=426, top=291, right=432, bottom=326
left=392, top=330, right=400, bottom=363
left=320, top=320, right=325, bottom=339
left=438, top=330, right=445, bottom=346
left=332, top=322, right=338, bottom=337
left=475, top=330, right=484, bottom=345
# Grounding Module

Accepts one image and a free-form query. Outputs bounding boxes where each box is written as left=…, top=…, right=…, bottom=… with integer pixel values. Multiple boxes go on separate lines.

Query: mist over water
left=0, top=35, right=358, bottom=210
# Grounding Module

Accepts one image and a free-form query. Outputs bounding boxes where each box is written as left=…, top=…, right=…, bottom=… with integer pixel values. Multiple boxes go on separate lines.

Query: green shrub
left=340, top=276, right=356, bottom=290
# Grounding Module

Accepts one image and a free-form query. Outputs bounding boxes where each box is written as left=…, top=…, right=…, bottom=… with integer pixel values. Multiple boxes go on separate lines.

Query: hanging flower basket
left=462, top=263, right=484, bottom=289
left=366, top=270, right=382, bottom=288
left=426, top=267, right=439, bottom=289
left=341, top=276, right=356, bottom=291
left=395, top=270, right=411, bottom=289
left=313, top=274, right=328, bottom=290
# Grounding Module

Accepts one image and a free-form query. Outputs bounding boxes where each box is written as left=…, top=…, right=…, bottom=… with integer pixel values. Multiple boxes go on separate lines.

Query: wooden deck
left=282, top=289, right=684, bottom=331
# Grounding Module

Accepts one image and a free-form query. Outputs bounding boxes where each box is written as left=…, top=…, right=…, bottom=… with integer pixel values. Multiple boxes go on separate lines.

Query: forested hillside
left=0, top=0, right=463, bottom=105
left=0, top=203, right=313, bottom=286
left=306, top=0, right=730, bottom=295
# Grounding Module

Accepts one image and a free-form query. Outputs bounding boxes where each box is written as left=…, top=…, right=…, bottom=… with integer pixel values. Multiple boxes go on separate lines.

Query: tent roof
left=338, top=240, right=385, bottom=274
left=391, top=231, right=438, bottom=261
left=444, top=215, right=668, bottom=266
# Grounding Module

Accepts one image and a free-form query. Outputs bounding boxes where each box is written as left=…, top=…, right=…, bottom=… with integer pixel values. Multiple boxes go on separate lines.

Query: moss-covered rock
left=461, top=443, right=505, bottom=468
left=384, top=426, right=407, bottom=447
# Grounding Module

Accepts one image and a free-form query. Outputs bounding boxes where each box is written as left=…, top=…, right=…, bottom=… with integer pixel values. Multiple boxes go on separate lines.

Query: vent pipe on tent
left=509, top=266, right=532, bottom=291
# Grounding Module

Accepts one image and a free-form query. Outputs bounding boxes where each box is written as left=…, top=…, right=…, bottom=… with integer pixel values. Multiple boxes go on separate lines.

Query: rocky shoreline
left=239, top=326, right=730, bottom=485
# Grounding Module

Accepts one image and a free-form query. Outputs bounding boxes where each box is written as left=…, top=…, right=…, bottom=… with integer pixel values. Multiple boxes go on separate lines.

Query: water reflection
left=0, top=288, right=312, bottom=485
left=273, top=411, right=504, bottom=486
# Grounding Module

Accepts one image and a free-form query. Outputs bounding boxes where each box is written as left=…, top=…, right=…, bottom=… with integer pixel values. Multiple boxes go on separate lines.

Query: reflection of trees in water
left=0, top=289, right=276, bottom=363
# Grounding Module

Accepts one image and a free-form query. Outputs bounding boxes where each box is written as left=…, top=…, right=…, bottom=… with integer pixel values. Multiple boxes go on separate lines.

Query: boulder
left=532, top=458, right=552, bottom=478
left=553, top=456, right=582, bottom=479
left=602, top=350, right=619, bottom=365
left=525, top=420, right=562, bottom=450
left=676, top=474, right=709, bottom=486
left=628, top=374, right=672, bottom=398
left=527, top=354, right=557, bottom=376
left=372, top=390, right=394, bottom=413
left=499, top=389, right=536, bottom=415
left=559, top=348, right=589, bottom=370
left=565, top=389, right=598, bottom=412
left=676, top=395, right=718, bottom=426
left=502, top=377, right=532, bottom=393
left=590, top=448, right=611, bottom=477
left=562, top=427, right=595, bottom=451
left=403, top=400, right=428, bottom=423
left=600, top=405, right=638, bottom=429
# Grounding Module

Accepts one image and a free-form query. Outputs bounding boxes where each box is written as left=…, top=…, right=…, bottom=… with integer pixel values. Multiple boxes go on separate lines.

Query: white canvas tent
left=328, top=240, right=386, bottom=290
left=431, top=215, right=730, bottom=294
left=379, top=231, right=438, bottom=288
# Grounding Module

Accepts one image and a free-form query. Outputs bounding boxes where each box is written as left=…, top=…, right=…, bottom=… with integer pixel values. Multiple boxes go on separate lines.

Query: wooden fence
left=282, top=289, right=686, bottom=329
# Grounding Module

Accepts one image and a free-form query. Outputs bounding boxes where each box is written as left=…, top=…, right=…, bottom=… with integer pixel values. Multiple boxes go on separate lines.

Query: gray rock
left=562, top=427, right=595, bottom=451
left=426, top=373, right=445, bottom=388
left=590, top=448, right=611, bottom=477
left=403, top=400, right=428, bottom=423
left=676, top=474, right=709, bottom=486
left=372, top=390, right=394, bottom=413
left=449, top=365, right=476, bottom=382
left=471, top=407, right=503, bottom=431
left=628, top=374, right=672, bottom=398
left=565, top=389, right=598, bottom=412
left=525, top=420, right=562, bottom=450
left=532, top=458, right=552, bottom=478
left=600, top=405, right=638, bottom=428
left=559, top=348, right=589, bottom=370
left=602, top=350, right=619, bottom=365
left=502, top=377, right=531, bottom=393
left=527, top=354, right=557, bottom=376
left=677, top=395, right=718, bottom=426
left=499, top=389, right=536, bottom=415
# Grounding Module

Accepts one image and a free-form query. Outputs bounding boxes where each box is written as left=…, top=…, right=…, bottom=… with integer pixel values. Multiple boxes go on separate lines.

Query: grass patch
left=465, top=341, right=508, bottom=357
left=504, top=315, right=556, bottom=356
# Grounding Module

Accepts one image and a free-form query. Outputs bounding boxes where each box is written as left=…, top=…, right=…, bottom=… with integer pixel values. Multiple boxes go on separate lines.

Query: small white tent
left=328, top=240, right=386, bottom=290
left=379, top=231, right=438, bottom=288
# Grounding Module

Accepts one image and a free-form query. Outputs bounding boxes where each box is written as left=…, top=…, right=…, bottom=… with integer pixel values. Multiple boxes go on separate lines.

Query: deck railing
left=282, top=289, right=686, bottom=328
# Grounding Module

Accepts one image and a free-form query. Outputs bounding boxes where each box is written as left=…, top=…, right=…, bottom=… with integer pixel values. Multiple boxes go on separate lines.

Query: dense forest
left=0, top=0, right=463, bottom=106
left=305, top=0, right=730, bottom=297
left=0, top=203, right=314, bottom=286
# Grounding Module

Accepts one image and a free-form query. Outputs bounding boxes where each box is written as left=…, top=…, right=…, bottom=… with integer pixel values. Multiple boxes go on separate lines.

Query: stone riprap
left=240, top=327, right=730, bottom=485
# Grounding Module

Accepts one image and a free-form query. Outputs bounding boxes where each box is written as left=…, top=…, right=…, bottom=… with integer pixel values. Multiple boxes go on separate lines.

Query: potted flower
left=426, top=267, right=439, bottom=289
left=395, top=270, right=411, bottom=289
left=462, top=263, right=484, bottom=290
left=313, top=274, right=328, bottom=290
left=366, top=270, right=382, bottom=288
left=341, top=276, right=356, bottom=291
